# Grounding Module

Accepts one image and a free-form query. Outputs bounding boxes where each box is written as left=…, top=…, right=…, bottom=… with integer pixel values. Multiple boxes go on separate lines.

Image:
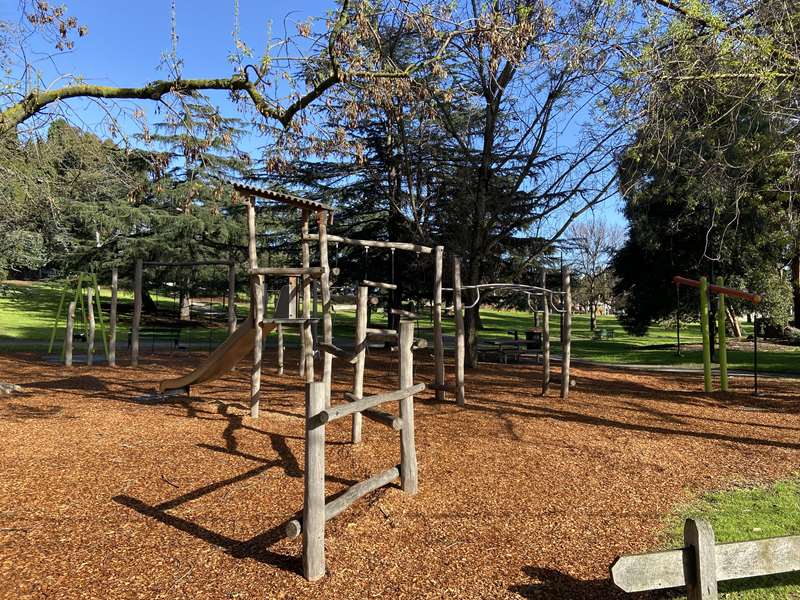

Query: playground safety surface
left=1, top=351, right=798, bottom=599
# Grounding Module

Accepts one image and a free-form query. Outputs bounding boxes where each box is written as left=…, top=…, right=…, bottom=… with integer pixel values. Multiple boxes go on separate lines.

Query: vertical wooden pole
left=560, top=266, right=572, bottom=399
left=717, top=277, right=728, bottom=392
left=433, top=246, right=445, bottom=402
left=684, top=518, right=718, bottom=600
left=541, top=269, right=551, bottom=395
left=317, top=211, right=333, bottom=407
left=86, top=286, right=95, bottom=366
left=453, top=256, right=465, bottom=406
left=251, top=274, right=264, bottom=418
left=300, top=210, right=311, bottom=379
left=351, top=285, right=368, bottom=444
left=246, top=197, right=264, bottom=418
left=109, top=267, right=118, bottom=367
left=277, top=324, right=284, bottom=375
left=699, top=276, right=713, bottom=393
left=227, top=262, right=237, bottom=335
left=399, top=320, right=418, bottom=494
left=303, top=381, right=326, bottom=581
left=65, top=301, right=76, bottom=367
left=131, top=259, right=143, bottom=367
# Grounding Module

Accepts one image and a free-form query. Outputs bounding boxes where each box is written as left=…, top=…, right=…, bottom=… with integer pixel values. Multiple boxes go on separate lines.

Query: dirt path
left=0, top=351, right=798, bottom=599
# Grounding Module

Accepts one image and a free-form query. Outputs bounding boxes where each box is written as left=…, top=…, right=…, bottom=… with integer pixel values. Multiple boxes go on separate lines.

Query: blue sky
left=4, top=0, right=627, bottom=230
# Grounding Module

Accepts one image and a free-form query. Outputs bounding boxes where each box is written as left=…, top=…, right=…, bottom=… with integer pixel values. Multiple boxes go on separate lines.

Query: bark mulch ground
left=1, top=351, right=799, bottom=599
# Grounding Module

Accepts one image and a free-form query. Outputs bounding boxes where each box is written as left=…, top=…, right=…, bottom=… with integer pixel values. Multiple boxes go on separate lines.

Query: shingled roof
left=229, top=180, right=333, bottom=213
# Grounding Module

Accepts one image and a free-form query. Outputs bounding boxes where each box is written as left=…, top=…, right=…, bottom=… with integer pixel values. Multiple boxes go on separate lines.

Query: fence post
left=561, top=266, right=572, bottom=399
left=433, top=246, right=446, bottom=401
left=453, top=256, right=465, bottom=406
left=399, top=320, right=418, bottom=494
left=541, top=268, right=550, bottom=394
left=251, top=274, right=264, bottom=419
left=303, top=381, right=326, bottom=581
left=65, top=301, right=76, bottom=367
left=131, top=258, right=143, bottom=367
left=86, top=286, right=95, bottom=367
left=109, top=268, right=118, bottom=367
left=684, top=518, right=718, bottom=600
left=351, top=285, right=368, bottom=444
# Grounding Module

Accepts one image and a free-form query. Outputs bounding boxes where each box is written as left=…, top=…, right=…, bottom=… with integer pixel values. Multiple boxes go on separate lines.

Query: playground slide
left=158, top=316, right=276, bottom=394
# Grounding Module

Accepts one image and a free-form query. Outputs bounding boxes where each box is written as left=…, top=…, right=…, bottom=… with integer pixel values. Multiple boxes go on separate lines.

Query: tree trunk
left=179, top=290, right=191, bottom=321
left=464, top=259, right=483, bottom=368
left=792, top=252, right=800, bottom=327
left=726, top=306, right=742, bottom=338
left=589, top=301, right=597, bottom=331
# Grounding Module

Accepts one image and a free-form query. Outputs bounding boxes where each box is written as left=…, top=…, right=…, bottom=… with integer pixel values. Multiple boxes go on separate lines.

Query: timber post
left=246, top=196, right=263, bottom=418
left=86, top=286, right=95, bottom=367
left=108, top=267, right=118, bottom=367
left=351, top=285, right=368, bottom=444
left=560, top=266, right=572, bottom=399
left=699, top=277, right=712, bottom=393
left=301, top=210, right=312, bottom=380
left=303, top=381, right=326, bottom=581
left=453, top=256, right=465, bottom=406
left=433, top=245, right=445, bottom=402
left=542, top=268, right=550, bottom=395
left=65, top=301, right=76, bottom=367
left=131, top=258, right=143, bottom=367
left=717, top=276, right=729, bottom=392
left=398, top=320, right=418, bottom=494
left=227, top=261, right=237, bottom=334
left=317, top=210, right=333, bottom=406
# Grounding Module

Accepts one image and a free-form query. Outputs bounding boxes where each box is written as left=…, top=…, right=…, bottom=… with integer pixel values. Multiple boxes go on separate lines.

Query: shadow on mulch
left=0, top=402, right=65, bottom=421
left=509, top=566, right=627, bottom=599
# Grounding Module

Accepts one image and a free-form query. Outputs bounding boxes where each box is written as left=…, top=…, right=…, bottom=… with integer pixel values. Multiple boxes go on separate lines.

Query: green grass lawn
left=1, top=280, right=798, bottom=374
left=663, top=479, right=800, bottom=598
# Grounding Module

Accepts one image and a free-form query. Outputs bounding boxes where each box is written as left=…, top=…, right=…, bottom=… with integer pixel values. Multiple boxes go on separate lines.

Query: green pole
left=48, top=281, right=70, bottom=354
left=699, top=276, right=713, bottom=393
left=717, top=276, right=728, bottom=392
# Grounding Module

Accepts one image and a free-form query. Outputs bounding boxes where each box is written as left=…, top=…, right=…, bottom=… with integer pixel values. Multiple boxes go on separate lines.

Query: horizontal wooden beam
left=366, top=327, right=398, bottom=336
left=361, top=407, right=402, bottom=430
left=673, top=275, right=762, bottom=304
left=143, top=260, right=234, bottom=267
left=284, top=466, right=400, bottom=539
left=250, top=267, right=324, bottom=277
left=363, top=280, right=397, bottom=290
left=319, top=342, right=358, bottom=364
left=304, top=234, right=432, bottom=254
left=390, top=308, right=418, bottom=319
left=309, top=383, right=425, bottom=428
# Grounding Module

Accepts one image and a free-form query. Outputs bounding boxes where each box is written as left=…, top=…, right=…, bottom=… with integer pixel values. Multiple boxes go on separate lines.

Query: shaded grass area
left=663, top=479, right=800, bottom=599
left=1, top=281, right=798, bottom=374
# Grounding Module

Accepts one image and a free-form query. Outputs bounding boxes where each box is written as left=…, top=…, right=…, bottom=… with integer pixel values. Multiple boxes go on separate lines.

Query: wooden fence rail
left=611, top=518, right=800, bottom=599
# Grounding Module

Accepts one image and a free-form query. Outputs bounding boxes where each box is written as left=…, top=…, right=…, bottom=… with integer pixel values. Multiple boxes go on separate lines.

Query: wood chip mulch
left=0, top=350, right=798, bottom=599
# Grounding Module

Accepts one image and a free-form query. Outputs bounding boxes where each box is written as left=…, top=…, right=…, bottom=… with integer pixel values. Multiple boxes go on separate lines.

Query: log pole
left=453, top=256, right=465, bottom=406
left=303, top=381, right=326, bottom=581
left=541, top=268, right=550, bottom=395
left=433, top=246, right=445, bottom=402
left=86, top=286, right=95, bottom=367
left=352, top=285, right=368, bottom=443
left=65, top=301, right=76, bottom=367
left=699, top=277, right=713, bottom=393
left=108, top=268, right=118, bottom=367
left=318, top=210, right=333, bottom=406
left=301, top=210, right=311, bottom=380
left=717, top=276, right=729, bottom=392
left=131, top=259, right=143, bottom=366
left=399, top=320, right=418, bottom=494
left=227, top=262, right=237, bottom=334
left=560, top=266, right=572, bottom=399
